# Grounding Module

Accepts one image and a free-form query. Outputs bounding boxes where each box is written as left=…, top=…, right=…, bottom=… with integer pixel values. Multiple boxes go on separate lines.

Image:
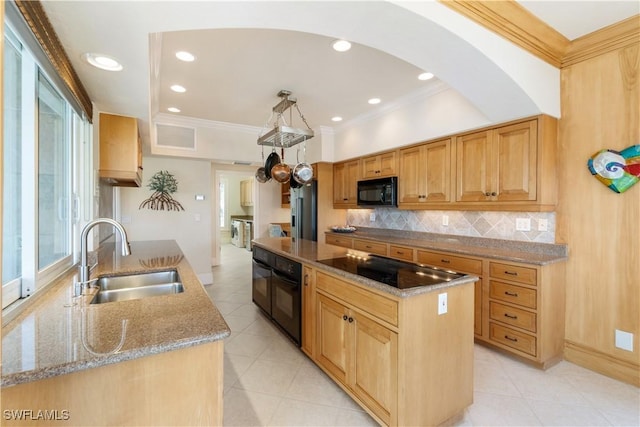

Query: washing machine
left=231, top=220, right=245, bottom=247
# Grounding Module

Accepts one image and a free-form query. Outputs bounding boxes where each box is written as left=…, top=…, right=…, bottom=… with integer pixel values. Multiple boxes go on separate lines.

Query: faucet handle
left=73, top=278, right=99, bottom=297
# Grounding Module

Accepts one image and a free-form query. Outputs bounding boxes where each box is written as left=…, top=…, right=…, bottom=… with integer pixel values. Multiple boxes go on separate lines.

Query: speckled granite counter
left=325, top=228, right=568, bottom=265
left=1, top=240, right=230, bottom=387
left=252, top=237, right=479, bottom=298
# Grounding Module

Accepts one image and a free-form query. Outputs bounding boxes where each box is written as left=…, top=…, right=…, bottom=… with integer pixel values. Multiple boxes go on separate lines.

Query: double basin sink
left=90, top=269, right=184, bottom=304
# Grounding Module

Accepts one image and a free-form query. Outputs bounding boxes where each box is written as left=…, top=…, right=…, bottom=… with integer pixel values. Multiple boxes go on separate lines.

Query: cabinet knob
left=485, top=192, right=490, bottom=196
left=348, top=317, right=354, bottom=323
left=343, top=315, right=348, bottom=321
left=491, top=192, right=497, bottom=196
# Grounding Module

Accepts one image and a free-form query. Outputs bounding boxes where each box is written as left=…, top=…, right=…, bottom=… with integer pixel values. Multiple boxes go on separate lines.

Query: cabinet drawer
left=353, top=239, right=388, bottom=256
left=489, top=281, right=537, bottom=309
left=490, top=323, right=536, bottom=356
left=316, top=271, right=398, bottom=326
left=326, top=235, right=353, bottom=248
left=416, top=250, right=482, bottom=275
left=489, top=262, right=537, bottom=286
left=490, top=301, right=536, bottom=333
left=388, top=245, right=414, bottom=262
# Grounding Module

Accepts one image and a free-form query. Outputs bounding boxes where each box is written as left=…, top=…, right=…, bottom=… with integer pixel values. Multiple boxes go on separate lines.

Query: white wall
left=334, top=85, right=490, bottom=161
left=118, top=156, right=213, bottom=284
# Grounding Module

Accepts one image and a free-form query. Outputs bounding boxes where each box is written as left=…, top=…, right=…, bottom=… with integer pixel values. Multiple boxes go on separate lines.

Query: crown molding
left=439, top=0, right=569, bottom=68
left=154, top=113, right=262, bottom=135
left=562, top=15, right=640, bottom=68
left=14, top=0, right=93, bottom=121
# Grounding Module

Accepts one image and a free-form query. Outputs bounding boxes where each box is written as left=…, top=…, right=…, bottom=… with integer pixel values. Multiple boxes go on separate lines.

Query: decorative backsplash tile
left=346, top=209, right=556, bottom=243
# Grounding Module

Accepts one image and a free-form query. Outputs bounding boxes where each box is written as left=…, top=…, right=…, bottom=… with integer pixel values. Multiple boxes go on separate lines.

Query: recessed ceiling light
left=368, top=98, right=381, bottom=105
left=170, top=84, right=186, bottom=93
left=418, top=72, right=434, bottom=80
left=175, top=51, right=195, bottom=62
left=332, top=39, right=352, bottom=52
left=331, top=116, right=343, bottom=122
left=167, top=107, right=181, bottom=113
left=82, top=53, right=123, bottom=71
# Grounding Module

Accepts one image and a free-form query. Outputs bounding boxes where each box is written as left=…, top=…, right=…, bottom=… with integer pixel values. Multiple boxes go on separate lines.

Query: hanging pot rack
left=257, top=90, right=314, bottom=148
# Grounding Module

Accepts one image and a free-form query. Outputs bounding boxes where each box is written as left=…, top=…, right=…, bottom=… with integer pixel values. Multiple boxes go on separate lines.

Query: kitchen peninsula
left=1, top=240, right=230, bottom=426
left=253, top=237, right=480, bottom=427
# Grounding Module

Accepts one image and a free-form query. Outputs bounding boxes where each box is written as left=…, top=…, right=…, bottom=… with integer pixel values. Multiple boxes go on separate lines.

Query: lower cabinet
left=301, top=266, right=316, bottom=357
left=316, top=293, right=397, bottom=425
left=311, top=269, right=474, bottom=427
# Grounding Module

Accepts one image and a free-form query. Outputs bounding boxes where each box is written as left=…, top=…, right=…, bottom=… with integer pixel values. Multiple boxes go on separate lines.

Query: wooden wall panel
left=557, top=38, right=639, bottom=385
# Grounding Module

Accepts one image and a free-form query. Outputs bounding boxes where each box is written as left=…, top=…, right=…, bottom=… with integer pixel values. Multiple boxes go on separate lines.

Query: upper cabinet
left=455, top=116, right=557, bottom=210
left=99, top=113, right=142, bottom=187
left=398, top=138, right=453, bottom=208
left=240, top=179, right=254, bottom=207
left=361, top=150, right=398, bottom=179
left=333, top=159, right=359, bottom=208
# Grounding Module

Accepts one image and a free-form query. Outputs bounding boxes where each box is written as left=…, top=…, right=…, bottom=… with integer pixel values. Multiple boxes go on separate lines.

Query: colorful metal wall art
left=588, top=145, right=640, bottom=193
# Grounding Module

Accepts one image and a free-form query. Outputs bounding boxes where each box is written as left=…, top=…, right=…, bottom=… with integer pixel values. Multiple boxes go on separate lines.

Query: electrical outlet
left=369, top=212, right=376, bottom=222
left=538, top=218, right=548, bottom=231
left=442, top=215, right=449, bottom=226
left=615, top=329, right=634, bottom=351
left=438, top=293, right=448, bottom=315
left=515, top=218, right=531, bottom=231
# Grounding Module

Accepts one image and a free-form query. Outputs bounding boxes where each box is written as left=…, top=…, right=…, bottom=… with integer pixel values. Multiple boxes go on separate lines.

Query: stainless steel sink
left=90, top=269, right=183, bottom=304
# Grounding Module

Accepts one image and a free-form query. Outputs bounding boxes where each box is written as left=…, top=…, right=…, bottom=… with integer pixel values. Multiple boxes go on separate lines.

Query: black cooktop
left=316, top=255, right=464, bottom=289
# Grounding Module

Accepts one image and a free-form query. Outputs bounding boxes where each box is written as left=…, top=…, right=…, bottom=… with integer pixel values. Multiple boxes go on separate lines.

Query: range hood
left=257, top=90, right=314, bottom=148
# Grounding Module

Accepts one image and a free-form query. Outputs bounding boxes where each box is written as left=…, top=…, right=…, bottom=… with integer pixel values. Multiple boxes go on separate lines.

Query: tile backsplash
left=346, top=209, right=556, bottom=243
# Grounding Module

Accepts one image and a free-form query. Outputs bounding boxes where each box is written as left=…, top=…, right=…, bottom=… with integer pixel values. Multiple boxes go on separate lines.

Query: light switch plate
left=615, top=329, right=634, bottom=351
left=438, top=293, right=447, bottom=315
left=442, top=215, right=449, bottom=226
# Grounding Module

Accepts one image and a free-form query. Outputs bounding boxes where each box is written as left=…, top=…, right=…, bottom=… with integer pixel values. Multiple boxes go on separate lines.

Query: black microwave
left=357, top=177, right=398, bottom=207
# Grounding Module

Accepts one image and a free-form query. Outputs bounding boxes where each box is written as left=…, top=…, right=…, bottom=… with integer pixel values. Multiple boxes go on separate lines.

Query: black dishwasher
left=252, top=246, right=302, bottom=346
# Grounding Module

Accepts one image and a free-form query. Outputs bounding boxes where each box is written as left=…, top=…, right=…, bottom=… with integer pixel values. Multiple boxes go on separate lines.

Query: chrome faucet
left=78, top=218, right=131, bottom=290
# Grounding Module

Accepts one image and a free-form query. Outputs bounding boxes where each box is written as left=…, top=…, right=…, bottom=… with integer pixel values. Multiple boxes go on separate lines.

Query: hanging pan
left=264, top=147, right=281, bottom=180
left=271, top=147, right=291, bottom=183
left=292, top=142, right=313, bottom=185
left=255, top=145, right=270, bottom=183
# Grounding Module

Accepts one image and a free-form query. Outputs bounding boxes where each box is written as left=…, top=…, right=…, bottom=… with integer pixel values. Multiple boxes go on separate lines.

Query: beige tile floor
left=206, top=244, right=640, bottom=426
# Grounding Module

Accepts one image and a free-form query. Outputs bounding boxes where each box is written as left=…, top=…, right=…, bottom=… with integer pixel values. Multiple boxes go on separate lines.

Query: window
left=2, top=24, right=90, bottom=309
left=2, top=27, right=22, bottom=305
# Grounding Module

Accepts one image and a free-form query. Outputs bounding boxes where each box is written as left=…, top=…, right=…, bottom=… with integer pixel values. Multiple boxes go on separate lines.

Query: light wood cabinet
left=485, top=260, right=565, bottom=367
left=325, top=234, right=353, bottom=248
left=353, top=238, right=387, bottom=256
left=281, top=181, right=290, bottom=208
left=417, top=250, right=484, bottom=337
left=302, top=266, right=316, bottom=358
left=333, top=160, right=360, bottom=208
left=240, top=179, right=254, bottom=207
left=455, top=117, right=557, bottom=210
left=311, top=269, right=474, bottom=426
left=399, top=138, right=453, bottom=208
left=361, top=150, right=398, bottom=179
left=99, top=112, right=142, bottom=187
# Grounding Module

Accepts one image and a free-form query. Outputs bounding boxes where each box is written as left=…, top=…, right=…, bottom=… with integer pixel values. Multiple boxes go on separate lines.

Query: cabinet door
left=333, top=163, right=347, bottom=204
left=316, top=294, right=350, bottom=383
left=494, top=120, right=537, bottom=202
left=456, top=131, right=492, bottom=202
left=302, top=267, right=315, bottom=357
left=361, top=155, right=380, bottom=179
left=352, top=314, right=397, bottom=425
left=398, top=146, right=423, bottom=204
left=378, top=151, right=397, bottom=177
left=346, top=160, right=360, bottom=203
left=423, top=139, right=452, bottom=202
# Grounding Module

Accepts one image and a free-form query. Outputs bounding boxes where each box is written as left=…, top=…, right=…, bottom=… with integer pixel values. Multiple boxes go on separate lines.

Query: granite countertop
left=252, top=237, right=479, bottom=298
left=1, top=240, right=230, bottom=387
left=325, top=228, right=568, bottom=265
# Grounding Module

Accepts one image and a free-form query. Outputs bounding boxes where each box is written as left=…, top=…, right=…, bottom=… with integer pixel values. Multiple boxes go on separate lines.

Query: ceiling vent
left=156, top=124, right=196, bottom=150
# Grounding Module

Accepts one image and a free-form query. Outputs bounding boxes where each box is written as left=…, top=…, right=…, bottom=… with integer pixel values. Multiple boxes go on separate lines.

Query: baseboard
left=197, top=272, right=213, bottom=286
left=564, top=340, right=640, bottom=387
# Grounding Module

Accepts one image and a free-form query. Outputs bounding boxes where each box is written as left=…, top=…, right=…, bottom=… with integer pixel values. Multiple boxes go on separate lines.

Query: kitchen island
left=1, top=240, right=230, bottom=426
left=253, top=237, right=479, bottom=427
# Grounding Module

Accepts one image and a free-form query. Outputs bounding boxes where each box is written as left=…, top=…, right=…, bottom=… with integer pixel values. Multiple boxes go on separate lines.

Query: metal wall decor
left=139, top=170, right=185, bottom=211
left=588, top=145, right=640, bottom=193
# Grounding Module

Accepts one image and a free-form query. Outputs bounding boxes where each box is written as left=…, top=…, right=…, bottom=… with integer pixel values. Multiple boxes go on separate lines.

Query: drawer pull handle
left=396, top=251, right=404, bottom=255
left=504, top=313, right=518, bottom=320
left=365, top=245, right=372, bottom=249
left=504, top=291, right=519, bottom=297
left=441, top=259, right=451, bottom=264
left=504, top=271, right=518, bottom=276
left=343, top=315, right=348, bottom=321
left=504, top=335, right=518, bottom=342
left=304, top=274, right=309, bottom=286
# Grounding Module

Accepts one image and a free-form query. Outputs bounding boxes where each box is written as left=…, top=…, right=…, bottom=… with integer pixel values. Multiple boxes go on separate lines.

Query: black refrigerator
left=290, top=180, right=317, bottom=242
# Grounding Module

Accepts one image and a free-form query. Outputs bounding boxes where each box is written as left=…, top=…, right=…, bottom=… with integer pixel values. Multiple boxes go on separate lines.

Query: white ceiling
left=39, top=1, right=638, bottom=139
